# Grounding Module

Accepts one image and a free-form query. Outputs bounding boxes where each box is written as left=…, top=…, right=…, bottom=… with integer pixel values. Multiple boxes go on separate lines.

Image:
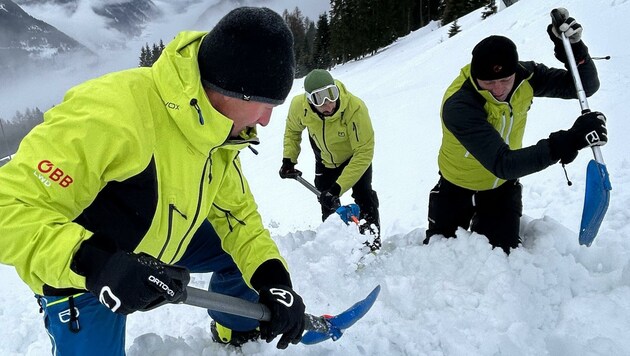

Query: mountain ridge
left=1, top=0, right=162, bottom=79
left=0, top=0, right=91, bottom=77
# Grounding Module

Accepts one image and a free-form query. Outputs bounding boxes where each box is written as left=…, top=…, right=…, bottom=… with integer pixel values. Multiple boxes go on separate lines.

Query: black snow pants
left=425, top=175, right=522, bottom=254
left=314, top=160, right=380, bottom=230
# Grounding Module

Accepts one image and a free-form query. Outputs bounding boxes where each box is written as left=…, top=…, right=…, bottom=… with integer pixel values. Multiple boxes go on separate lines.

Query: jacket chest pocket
left=156, top=196, right=190, bottom=261
left=326, top=121, right=350, bottom=146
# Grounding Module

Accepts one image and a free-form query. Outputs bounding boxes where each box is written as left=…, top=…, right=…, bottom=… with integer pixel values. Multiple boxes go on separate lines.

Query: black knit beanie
left=470, top=35, right=519, bottom=81
left=198, top=7, right=295, bottom=105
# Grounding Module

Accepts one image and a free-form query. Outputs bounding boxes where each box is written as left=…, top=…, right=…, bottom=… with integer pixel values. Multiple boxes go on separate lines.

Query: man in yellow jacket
left=426, top=9, right=607, bottom=254
left=0, top=7, right=305, bottom=354
left=280, top=69, right=380, bottom=250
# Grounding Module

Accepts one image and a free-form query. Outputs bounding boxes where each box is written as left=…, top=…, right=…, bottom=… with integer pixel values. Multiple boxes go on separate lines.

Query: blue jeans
left=37, top=220, right=259, bottom=355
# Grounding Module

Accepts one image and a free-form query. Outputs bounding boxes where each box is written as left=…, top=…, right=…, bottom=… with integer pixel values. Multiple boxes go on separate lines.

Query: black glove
left=84, top=250, right=189, bottom=315
left=319, top=183, right=341, bottom=210
left=547, top=8, right=588, bottom=64
left=550, top=8, right=582, bottom=43
left=548, top=111, right=608, bottom=164
left=258, top=285, right=306, bottom=349
left=279, top=158, right=302, bottom=179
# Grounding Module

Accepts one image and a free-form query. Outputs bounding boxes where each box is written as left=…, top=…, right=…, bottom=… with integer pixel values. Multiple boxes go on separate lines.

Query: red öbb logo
left=37, top=160, right=74, bottom=188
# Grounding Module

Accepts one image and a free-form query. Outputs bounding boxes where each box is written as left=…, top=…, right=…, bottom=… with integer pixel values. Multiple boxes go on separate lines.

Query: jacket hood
left=151, top=31, right=250, bottom=154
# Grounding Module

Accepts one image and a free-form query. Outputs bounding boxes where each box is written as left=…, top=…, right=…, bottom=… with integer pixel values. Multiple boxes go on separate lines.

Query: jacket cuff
left=554, top=41, right=589, bottom=65
left=570, top=41, right=589, bottom=64
left=70, top=233, right=115, bottom=279
left=548, top=130, right=578, bottom=163
left=329, top=183, right=341, bottom=196
left=250, top=259, right=292, bottom=290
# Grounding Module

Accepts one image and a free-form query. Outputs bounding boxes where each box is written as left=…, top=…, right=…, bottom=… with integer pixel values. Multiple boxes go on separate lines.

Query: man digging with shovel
left=280, top=69, right=381, bottom=251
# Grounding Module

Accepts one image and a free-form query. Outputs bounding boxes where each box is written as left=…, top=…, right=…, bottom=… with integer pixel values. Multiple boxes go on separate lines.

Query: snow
left=2, top=0, right=630, bottom=355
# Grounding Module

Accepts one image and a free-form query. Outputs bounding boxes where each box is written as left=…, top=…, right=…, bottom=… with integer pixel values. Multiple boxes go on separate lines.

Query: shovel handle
left=558, top=26, right=606, bottom=165
left=184, top=286, right=330, bottom=334
left=293, top=175, right=322, bottom=197
left=291, top=174, right=360, bottom=224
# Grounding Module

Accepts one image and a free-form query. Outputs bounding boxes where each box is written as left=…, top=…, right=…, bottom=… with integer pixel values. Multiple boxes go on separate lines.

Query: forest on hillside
left=1, top=0, right=512, bottom=161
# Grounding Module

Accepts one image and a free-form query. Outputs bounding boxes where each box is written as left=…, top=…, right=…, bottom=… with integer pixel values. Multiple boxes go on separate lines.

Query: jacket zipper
left=492, top=105, right=515, bottom=189
left=232, top=153, right=245, bottom=194
left=499, top=112, right=507, bottom=142
left=213, top=203, right=246, bottom=232
left=320, top=119, right=336, bottom=166
left=167, top=155, right=212, bottom=264
left=157, top=203, right=188, bottom=260
left=190, top=98, right=204, bottom=125
left=505, top=104, right=514, bottom=145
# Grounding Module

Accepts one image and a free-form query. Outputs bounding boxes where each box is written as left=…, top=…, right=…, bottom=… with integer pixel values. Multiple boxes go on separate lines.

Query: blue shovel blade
left=301, top=285, right=381, bottom=345
left=579, top=160, right=612, bottom=246
left=335, top=204, right=360, bottom=225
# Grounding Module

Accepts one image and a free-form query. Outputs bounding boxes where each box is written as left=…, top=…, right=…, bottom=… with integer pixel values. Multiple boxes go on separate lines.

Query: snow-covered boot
left=210, top=320, right=260, bottom=347
left=359, top=214, right=381, bottom=251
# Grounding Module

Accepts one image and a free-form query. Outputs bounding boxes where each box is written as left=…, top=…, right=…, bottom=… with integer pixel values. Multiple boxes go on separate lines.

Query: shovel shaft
left=294, top=175, right=322, bottom=197
left=560, top=33, right=589, bottom=112
left=184, top=286, right=330, bottom=333
left=559, top=32, right=605, bottom=165
left=291, top=175, right=361, bottom=225
left=185, top=286, right=271, bottom=321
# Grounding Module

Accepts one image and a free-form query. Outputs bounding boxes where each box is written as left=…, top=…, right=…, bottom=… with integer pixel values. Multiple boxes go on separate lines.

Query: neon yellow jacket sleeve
left=282, top=94, right=307, bottom=164
left=0, top=73, right=154, bottom=294
left=0, top=31, right=289, bottom=296
left=208, top=150, right=288, bottom=288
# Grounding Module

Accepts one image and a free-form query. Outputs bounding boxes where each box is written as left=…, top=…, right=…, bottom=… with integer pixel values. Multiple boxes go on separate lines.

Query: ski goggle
left=306, top=84, right=340, bottom=106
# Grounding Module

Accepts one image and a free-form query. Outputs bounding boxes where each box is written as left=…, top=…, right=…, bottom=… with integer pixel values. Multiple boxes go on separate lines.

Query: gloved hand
left=550, top=8, right=582, bottom=43
left=279, top=158, right=302, bottom=179
left=547, top=8, right=588, bottom=64
left=318, top=183, right=341, bottom=210
left=258, top=285, right=306, bottom=349
left=548, top=111, right=608, bottom=164
left=85, top=251, right=190, bottom=315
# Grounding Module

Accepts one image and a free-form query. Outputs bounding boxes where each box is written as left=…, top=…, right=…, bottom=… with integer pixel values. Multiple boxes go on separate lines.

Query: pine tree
left=482, top=1, right=497, bottom=19
left=448, top=19, right=461, bottom=37
left=0, top=107, right=44, bottom=158
left=442, top=0, right=466, bottom=25
left=139, top=43, right=151, bottom=67
left=286, top=1, right=444, bottom=66
left=329, top=0, right=353, bottom=64
left=301, top=20, right=317, bottom=74
left=442, top=0, right=489, bottom=25
left=0, top=118, right=10, bottom=160
left=312, top=13, right=333, bottom=69
left=138, top=40, right=165, bottom=67
left=283, top=7, right=311, bottom=77
left=418, top=0, right=442, bottom=28
left=151, top=43, right=161, bottom=64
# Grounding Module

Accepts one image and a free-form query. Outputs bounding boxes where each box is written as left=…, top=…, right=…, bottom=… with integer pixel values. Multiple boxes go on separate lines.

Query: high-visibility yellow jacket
left=283, top=80, right=375, bottom=194
left=439, top=59, right=599, bottom=191
left=0, top=31, right=287, bottom=295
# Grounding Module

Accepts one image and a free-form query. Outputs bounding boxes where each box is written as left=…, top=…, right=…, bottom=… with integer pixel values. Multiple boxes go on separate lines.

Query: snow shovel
left=183, top=284, right=381, bottom=345
left=553, top=9, right=611, bottom=246
left=292, top=174, right=360, bottom=225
